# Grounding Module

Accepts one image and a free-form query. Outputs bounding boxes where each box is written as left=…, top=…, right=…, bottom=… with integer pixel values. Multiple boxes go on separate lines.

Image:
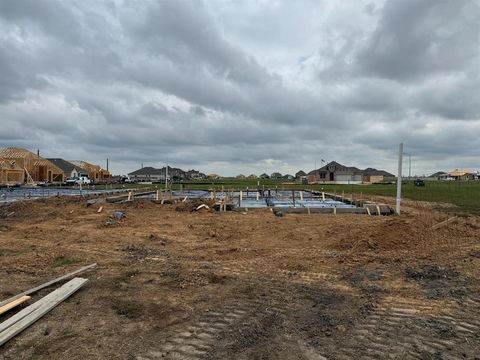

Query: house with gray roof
left=128, top=167, right=169, bottom=182
left=307, top=161, right=393, bottom=184
left=47, top=158, right=89, bottom=179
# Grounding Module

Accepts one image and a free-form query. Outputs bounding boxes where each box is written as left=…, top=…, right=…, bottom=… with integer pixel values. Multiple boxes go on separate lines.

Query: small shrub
left=52, top=256, right=78, bottom=267
left=113, top=300, right=142, bottom=319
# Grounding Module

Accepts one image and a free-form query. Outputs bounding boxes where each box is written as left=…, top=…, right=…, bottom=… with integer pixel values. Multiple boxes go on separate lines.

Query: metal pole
left=396, top=143, right=403, bottom=215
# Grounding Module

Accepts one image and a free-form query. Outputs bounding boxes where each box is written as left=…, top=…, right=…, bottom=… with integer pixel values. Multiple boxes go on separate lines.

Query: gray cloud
left=0, top=0, right=478, bottom=176
left=357, top=0, right=480, bottom=80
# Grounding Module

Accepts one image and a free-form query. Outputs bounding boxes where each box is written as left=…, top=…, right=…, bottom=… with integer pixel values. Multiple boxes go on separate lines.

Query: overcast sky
left=0, top=0, right=478, bottom=176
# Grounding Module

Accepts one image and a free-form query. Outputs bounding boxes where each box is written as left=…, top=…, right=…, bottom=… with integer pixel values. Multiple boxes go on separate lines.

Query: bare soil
left=0, top=197, right=479, bottom=359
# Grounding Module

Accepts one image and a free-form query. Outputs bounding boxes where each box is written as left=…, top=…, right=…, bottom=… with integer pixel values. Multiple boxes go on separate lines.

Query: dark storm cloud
left=0, top=0, right=478, bottom=175
left=357, top=0, right=480, bottom=80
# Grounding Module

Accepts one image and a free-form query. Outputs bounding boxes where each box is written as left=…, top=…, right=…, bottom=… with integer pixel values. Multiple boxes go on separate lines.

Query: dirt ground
left=0, top=196, right=479, bottom=360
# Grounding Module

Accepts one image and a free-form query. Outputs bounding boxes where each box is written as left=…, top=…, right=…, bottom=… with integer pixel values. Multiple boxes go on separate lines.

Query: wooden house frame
left=0, top=147, right=64, bottom=184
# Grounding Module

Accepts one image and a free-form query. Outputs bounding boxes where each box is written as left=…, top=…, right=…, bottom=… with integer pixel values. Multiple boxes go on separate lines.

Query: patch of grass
left=51, top=255, right=78, bottom=267
left=112, top=300, right=142, bottom=319
left=114, top=269, right=140, bottom=288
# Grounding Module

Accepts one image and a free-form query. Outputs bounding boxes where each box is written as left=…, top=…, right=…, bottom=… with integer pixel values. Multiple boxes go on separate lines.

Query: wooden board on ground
left=432, top=216, right=458, bottom=230
left=0, top=263, right=96, bottom=308
left=0, top=277, right=88, bottom=346
left=0, top=296, right=31, bottom=316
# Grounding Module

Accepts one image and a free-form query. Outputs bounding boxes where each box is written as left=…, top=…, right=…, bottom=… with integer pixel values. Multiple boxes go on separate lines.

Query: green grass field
left=95, top=179, right=480, bottom=216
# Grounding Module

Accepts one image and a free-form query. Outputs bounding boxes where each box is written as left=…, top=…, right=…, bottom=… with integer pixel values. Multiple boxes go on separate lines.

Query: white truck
left=65, top=176, right=92, bottom=185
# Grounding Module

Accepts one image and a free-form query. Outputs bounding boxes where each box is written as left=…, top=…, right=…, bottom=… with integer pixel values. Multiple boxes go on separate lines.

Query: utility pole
left=165, top=165, right=168, bottom=190
left=396, top=143, right=403, bottom=215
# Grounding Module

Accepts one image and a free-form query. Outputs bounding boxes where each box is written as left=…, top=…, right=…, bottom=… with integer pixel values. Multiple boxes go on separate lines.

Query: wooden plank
left=0, top=263, right=96, bottom=308
left=432, top=216, right=458, bottom=230
left=0, top=278, right=88, bottom=346
left=0, top=296, right=31, bottom=316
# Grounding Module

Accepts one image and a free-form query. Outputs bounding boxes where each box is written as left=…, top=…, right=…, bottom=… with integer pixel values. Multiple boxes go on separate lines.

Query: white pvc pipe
left=396, top=143, right=403, bottom=215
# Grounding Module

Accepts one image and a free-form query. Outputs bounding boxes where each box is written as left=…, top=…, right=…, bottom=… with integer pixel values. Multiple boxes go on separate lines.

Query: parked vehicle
left=65, top=177, right=91, bottom=185
left=414, top=178, right=425, bottom=187
left=120, top=175, right=132, bottom=184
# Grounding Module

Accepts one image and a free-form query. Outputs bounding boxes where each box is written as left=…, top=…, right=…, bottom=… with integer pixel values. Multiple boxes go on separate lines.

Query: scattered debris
left=196, top=204, right=210, bottom=211
left=97, top=206, right=103, bottom=213
left=113, top=211, right=125, bottom=220
left=273, top=209, right=283, bottom=217
left=121, top=244, right=153, bottom=260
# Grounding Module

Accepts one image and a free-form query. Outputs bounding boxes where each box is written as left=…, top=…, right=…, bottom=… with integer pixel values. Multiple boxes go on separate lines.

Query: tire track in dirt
left=138, top=262, right=480, bottom=360
left=333, top=295, right=480, bottom=359
left=139, top=307, right=250, bottom=359
left=138, top=293, right=289, bottom=360
left=137, top=265, right=326, bottom=360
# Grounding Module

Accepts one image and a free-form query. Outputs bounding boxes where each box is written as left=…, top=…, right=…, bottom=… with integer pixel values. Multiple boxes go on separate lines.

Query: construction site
left=0, top=188, right=479, bottom=359
left=0, top=147, right=109, bottom=186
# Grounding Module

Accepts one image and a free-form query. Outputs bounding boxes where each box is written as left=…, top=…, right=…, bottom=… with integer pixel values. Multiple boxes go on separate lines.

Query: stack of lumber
left=0, top=263, right=96, bottom=346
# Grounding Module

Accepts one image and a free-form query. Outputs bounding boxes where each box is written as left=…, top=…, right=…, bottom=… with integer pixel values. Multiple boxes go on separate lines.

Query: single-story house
left=428, top=171, right=449, bottom=181
left=448, top=169, right=475, bottom=181
left=47, top=158, right=89, bottom=179
left=362, top=168, right=395, bottom=183
left=308, top=161, right=364, bottom=184
left=295, top=170, right=307, bottom=179
left=128, top=167, right=170, bottom=182
left=308, top=161, right=394, bottom=184
left=186, top=169, right=206, bottom=180
left=259, top=173, right=270, bottom=179
left=270, top=172, right=282, bottom=179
